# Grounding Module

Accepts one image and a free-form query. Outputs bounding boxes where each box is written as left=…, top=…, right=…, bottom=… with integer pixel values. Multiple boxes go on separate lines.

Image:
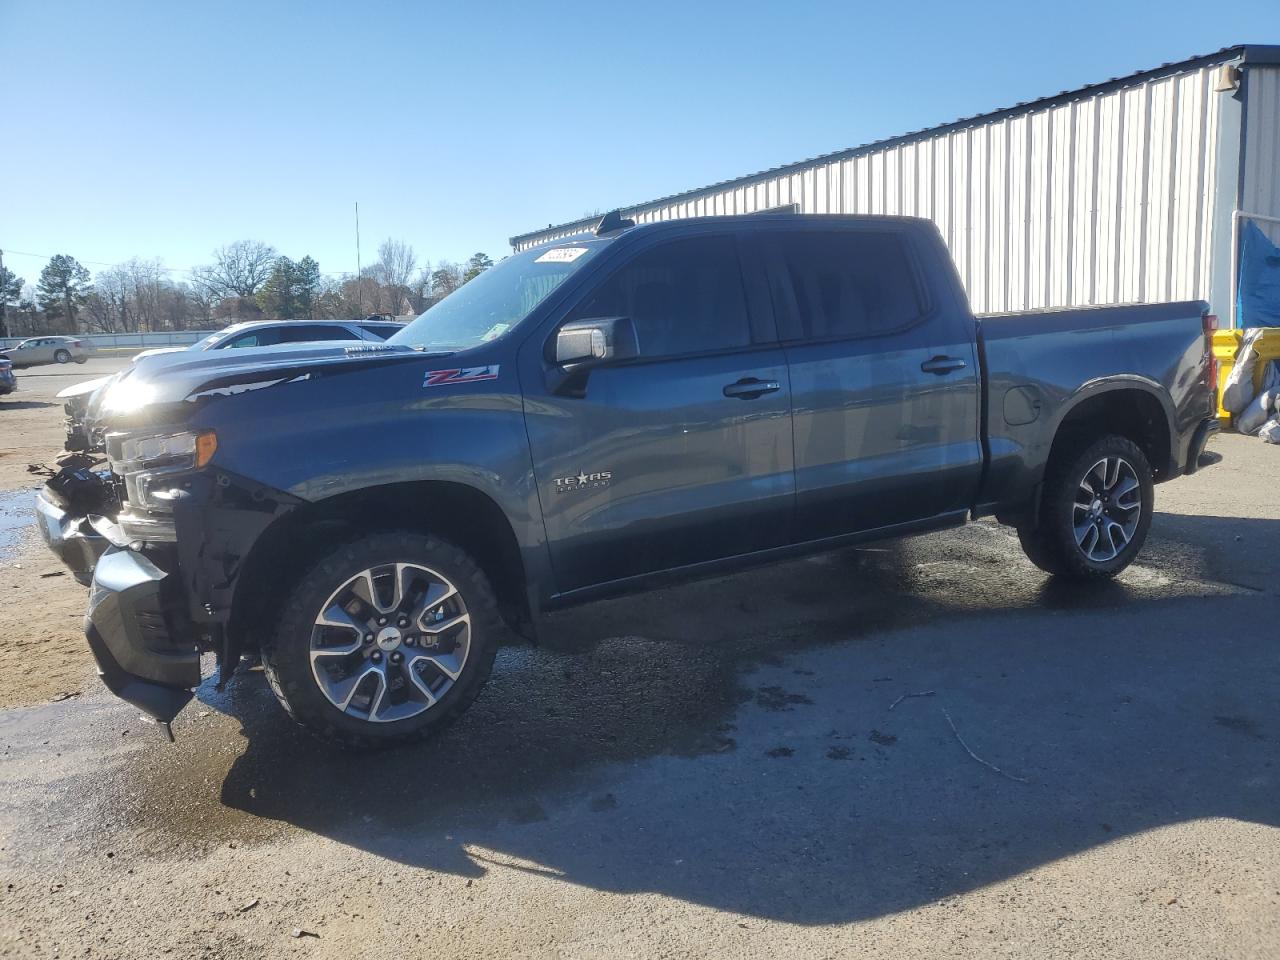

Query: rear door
left=760, top=225, right=982, bottom=540
left=520, top=231, right=794, bottom=595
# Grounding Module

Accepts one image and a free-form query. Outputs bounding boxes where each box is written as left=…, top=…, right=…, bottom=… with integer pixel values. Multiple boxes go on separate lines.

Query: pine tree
left=36, top=255, right=92, bottom=332
left=256, top=255, right=323, bottom=320
left=462, top=252, right=494, bottom=283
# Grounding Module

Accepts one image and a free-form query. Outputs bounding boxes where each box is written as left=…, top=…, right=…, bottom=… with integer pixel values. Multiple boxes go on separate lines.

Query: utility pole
left=0, top=248, right=7, bottom=339
left=355, top=202, right=361, bottom=276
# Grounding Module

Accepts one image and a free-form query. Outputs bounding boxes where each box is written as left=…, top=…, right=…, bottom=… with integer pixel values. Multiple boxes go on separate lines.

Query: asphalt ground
left=2, top=355, right=132, bottom=395
left=0, top=391, right=1276, bottom=958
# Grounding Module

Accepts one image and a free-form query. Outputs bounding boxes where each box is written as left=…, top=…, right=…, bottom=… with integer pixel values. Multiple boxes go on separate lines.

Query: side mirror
left=554, top=317, right=639, bottom=369
left=549, top=317, right=639, bottom=397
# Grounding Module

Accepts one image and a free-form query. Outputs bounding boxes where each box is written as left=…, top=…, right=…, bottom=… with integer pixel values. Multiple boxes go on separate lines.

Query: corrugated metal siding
left=515, top=66, right=1229, bottom=315
left=1242, top=66, right=1280, bottom=244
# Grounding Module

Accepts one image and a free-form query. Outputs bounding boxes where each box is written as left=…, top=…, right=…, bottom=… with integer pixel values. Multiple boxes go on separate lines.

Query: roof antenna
left=595, top=209, right=636, bottom=236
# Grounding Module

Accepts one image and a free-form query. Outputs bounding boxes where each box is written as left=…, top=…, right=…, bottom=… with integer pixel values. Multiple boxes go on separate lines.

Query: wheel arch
left=1046, top=377, right=1176, bottom=482
left=230, top=479, right=533, bottom=651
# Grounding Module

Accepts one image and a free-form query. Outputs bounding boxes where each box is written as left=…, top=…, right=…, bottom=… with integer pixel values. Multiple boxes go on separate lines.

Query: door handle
left=723, top=377, right=781, bottom=400
left=920, top=355, right=967, bottom=375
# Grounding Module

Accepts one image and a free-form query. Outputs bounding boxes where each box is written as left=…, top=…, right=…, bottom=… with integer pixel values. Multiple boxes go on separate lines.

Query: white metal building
left=511, top=45, right=1280, bottom=326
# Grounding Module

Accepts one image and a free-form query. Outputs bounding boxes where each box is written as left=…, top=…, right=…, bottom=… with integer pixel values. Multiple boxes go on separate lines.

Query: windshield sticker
left=481, top=323, right=510, bottom=342
left=534, top=246, right=588, bottom=263
left=423, top=365, right=500, bottom=388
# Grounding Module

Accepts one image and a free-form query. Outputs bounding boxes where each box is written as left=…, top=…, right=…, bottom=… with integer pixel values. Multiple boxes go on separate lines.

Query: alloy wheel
left=1072, top=456, right=1142, bottom=563
left=309, top=562, right=471, bottom=722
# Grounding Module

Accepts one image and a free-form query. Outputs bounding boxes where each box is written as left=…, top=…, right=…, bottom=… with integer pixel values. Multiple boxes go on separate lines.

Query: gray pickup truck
left=35, top=213, right=1219, bottom=747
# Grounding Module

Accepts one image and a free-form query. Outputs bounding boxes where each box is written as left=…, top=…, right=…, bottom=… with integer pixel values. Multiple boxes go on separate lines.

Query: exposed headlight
left=108, top=429, right=217, bottom=541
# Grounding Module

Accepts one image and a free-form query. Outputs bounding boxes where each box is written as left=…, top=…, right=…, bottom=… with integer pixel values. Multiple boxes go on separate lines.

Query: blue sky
left=2, top=0, right=1276, bottom=286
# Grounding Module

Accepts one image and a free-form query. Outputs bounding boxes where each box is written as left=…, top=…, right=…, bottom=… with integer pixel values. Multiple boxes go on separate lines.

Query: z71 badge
left=422, top=365, right=500, bottom=387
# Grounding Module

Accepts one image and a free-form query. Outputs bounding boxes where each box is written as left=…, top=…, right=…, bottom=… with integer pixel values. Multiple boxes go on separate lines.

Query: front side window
left=569, top=235, right=751, bottom=359
left=393, top=240, right=608, bottom=353
left=772, top=232, right=924, bottom=340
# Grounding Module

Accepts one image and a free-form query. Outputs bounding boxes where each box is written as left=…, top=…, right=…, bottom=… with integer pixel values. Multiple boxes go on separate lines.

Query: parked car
left=0, top=355, right=15, bottom=396
left=132, top=319, right=406, bottom=361
left=2, top=336, right=93, bottom=367
left=34, top=213, right=1218, bottom=747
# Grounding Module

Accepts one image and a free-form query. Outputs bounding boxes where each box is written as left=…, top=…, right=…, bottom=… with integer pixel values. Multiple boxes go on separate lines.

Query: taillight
left=70, top=340, right=83, bottom=347
left=1203, top=312, right=1219, bottom=392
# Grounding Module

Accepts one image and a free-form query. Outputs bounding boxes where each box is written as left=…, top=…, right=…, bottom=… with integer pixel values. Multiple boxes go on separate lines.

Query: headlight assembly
left=107, top=429, right=217, bottom=541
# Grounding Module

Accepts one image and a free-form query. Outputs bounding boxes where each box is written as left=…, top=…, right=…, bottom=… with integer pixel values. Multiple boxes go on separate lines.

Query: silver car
left=132, top=319, right=406, bottom=361
left=3, top=336, right=93, bottom=368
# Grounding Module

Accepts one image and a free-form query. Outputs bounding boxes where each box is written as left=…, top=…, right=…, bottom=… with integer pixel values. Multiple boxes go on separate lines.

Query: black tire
left=54, top=349, right=71, bottom=364
left=262, top=531, right=500, bottom=749
left=1017, top=434, right=1154, bottom=581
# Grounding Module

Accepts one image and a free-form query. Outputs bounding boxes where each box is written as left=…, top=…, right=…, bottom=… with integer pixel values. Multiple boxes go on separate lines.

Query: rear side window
left=771, top=232, right=924, bottom=340
left=281, top=325, right=361, bottom=343
left=570, top=236, right=752, bottom=359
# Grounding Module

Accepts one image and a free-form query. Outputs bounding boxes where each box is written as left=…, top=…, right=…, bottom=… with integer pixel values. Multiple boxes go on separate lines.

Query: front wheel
left=262, top=531, right=500, bottom=749
left=1017, top=434, right=1154, bottom=580
left=54, top=349, right=71, bottom=364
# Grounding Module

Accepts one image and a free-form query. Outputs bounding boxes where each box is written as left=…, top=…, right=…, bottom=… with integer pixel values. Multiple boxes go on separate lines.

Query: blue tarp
left=1237, top=220, right=1280, bottom=328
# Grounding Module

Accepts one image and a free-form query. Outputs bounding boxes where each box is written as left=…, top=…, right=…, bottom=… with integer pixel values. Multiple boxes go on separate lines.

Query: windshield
left=391, top=240, right=606, bottom=353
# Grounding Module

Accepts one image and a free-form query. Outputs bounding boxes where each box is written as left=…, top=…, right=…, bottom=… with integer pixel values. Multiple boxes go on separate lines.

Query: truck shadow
left=175, top=514, right=1280, bottom=924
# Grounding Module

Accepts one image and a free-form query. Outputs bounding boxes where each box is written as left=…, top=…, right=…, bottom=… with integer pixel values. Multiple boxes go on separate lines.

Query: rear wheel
left=262, top=531, right=500, bottom=749
left=1017, top=434, right=1153, bottom=580
left=54, top=349, right=71, bottom=364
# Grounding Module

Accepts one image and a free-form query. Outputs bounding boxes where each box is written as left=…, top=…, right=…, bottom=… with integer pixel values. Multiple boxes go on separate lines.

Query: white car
left=132, top=319, right=406, bottom=361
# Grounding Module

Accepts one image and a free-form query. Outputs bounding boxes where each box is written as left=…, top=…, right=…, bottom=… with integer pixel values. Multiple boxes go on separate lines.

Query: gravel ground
left=0, top=384, right=1276, bottom=958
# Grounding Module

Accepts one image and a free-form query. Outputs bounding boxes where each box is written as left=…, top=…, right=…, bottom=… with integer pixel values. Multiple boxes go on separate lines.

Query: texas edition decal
left=422, top=365, right=500, bottom=388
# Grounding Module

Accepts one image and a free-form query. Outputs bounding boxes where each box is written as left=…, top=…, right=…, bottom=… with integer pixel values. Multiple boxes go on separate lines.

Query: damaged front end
left=37, top=436, right=300, bottom=729
left=35, top=373, right=290, bottom=727
left=34, top=343, right=417, bottom=733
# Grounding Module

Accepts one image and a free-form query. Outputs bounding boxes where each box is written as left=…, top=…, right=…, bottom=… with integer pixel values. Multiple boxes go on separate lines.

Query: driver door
left=24, top=340, right=52, bottom=365
left=520, top=231, right=795, bottom=596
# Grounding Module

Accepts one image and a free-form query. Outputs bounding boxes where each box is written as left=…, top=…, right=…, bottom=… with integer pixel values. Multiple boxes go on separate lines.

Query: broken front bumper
left=36, top=489, right=199, bottom=723
left=85, top=546, right=199, bottom=724
left=34, top=490, right=108, bottom=586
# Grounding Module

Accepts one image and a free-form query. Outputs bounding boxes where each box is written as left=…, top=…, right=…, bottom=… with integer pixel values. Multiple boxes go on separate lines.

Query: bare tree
left=369, top=239, right=417, bottom=289
left=430, top=263, right=463, bottom=300
left=92, top=266, right=134, bottom=332
left=193, top=240, right=278, bottom=299
left=409, top=263, right=434, bottom=312
left=125, top=258, right=167, bottom=331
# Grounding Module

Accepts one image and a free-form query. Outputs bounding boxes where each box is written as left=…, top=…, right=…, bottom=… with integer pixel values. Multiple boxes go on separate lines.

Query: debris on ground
left=942, top=706, right=1029, bottom=783
left=889, top=690, right=935, bottom=710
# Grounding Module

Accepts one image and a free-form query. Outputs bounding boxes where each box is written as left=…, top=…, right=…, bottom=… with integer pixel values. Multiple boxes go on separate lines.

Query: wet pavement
left=0, top=489, right=36, bottom=562
left=0, top=434, right=1277, bottom=958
